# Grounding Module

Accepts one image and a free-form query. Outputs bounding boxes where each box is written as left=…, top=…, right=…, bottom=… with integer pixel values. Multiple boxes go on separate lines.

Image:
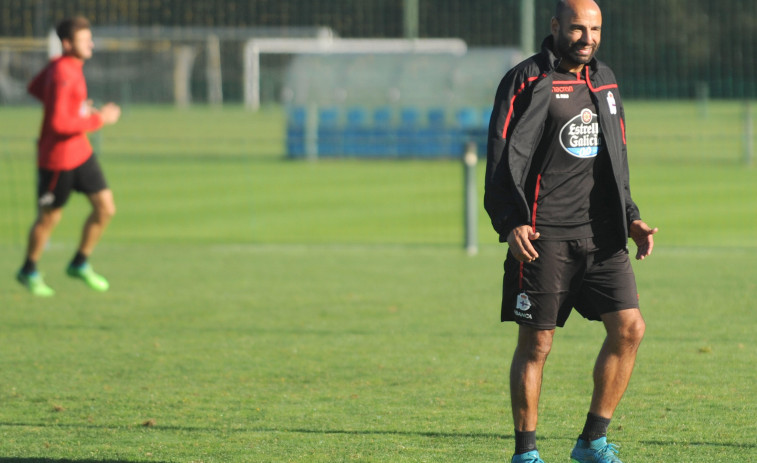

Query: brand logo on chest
left=559, top=108, right=603, bottom=158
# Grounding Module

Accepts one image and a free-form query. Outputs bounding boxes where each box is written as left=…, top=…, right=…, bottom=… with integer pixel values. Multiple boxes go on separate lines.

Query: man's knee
left=36, top=207, right=63, bottom=228
left=517, top=326, right=555, bottom=361
left=100, top=201, right=116, bottom=221
left=91, top=190, right=116, bottom=222
left=606, top=309, right=645, bottom=346
left=625, top=315, right=646, bottom=344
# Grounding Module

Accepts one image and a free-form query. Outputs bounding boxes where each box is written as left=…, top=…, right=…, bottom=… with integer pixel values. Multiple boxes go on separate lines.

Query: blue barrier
left=455, top=106, right=489, bottom=155
left=397, top=107, right=420, bottom=157
left=344, top=107, right=370, bottom=156
left=370, top=107, right=395, bottom=156
left=286, top=105, right=490, bottom=159
left=286, top=106, right=307, bottom=157
left=317, top=107, right=341, bottom=156
left=417, top=108, right=451, bottom=157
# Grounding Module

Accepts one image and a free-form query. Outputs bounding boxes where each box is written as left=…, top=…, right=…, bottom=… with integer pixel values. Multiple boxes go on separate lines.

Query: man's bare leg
left=572, top=308, right=645, bottom=459
left=66, top=188, right=115, bottom=291
left=17, top=207, right=63, bottom=296
left=590, top=308, right=645, bottom=418
left=76, top=188, right=116, bottom=257
left=510, top=325, right=555, bottom=456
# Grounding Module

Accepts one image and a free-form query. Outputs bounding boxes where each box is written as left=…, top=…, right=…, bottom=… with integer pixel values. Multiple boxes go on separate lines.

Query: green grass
left=0, top=102, right=755, bottom=462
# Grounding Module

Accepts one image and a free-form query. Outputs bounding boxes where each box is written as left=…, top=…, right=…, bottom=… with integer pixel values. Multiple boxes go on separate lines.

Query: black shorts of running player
left=501, top=236, right=639, bottom=330
left=36, top=154, right=108, bottom=209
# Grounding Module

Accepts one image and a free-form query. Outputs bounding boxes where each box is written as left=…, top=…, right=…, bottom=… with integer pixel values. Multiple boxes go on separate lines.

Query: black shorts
left=501, top=236, right=639, bottom=330
left=37, top=154, right=108, bottom=209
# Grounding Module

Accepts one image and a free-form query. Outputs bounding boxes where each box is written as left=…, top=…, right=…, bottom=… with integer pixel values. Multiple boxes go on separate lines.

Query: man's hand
left=630, top=220, right=658, bottom=260
left=97, top=102, right=121, bottom=125
left=507, top=225, right=541, bottom=263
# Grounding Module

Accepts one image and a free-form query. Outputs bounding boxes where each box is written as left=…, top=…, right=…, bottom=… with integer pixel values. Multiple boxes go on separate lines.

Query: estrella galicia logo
left=559, top=108, right=603, bottom=158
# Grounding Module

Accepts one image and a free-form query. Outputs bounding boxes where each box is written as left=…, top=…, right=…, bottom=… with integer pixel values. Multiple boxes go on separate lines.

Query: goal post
left=243, top=36, right=467, bottom=110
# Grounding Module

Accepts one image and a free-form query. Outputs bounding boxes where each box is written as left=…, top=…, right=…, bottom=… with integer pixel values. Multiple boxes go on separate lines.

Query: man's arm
left=484, top=68, right=533, bottom=241
left=47, top=66, right=103, bottom=136
left=27, top=67, right=47, bottom=102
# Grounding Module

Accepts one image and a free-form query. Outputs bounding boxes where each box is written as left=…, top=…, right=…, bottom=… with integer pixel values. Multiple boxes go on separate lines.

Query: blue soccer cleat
left=512, top=449, right=545, bottom=463
left=570, top=437, right=622, bottom=463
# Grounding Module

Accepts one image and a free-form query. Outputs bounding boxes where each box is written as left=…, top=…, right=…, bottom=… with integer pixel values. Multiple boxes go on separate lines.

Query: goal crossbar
left=243, top=37, right=467, bottom=110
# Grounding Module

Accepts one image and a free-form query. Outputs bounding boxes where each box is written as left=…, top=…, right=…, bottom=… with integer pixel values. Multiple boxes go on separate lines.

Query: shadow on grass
left=638, top=439, right=757, bottom=449
left=5, top=421, right=757, bottom=449
left=2, top=421, right=754, bottom=456
left=1, top=419, right=507, bottom=440
left=0, top=460, right=162, bottom=463
left=275, top=430, right=757, bottom=449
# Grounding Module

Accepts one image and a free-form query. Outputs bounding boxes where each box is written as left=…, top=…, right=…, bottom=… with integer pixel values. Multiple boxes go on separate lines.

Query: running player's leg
left=73, top=154, right=114, bottom=259
left=76, top=187, right=115, bottom=257
left=16, top=167, right=70, bottom=296
left=66, top=188, right=114, bottom=291
left=17, top=206, right=63, bottom=296
left=66, top=155, right=114, bottom=291
left=27, top=206, right=64, bottom=264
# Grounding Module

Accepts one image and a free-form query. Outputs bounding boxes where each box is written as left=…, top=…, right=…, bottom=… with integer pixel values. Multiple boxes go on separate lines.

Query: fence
left=0, top=0, right=755, bottom=102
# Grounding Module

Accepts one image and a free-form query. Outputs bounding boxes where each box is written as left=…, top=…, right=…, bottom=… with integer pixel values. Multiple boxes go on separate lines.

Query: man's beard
left=556, top=36, right=598, bottom=65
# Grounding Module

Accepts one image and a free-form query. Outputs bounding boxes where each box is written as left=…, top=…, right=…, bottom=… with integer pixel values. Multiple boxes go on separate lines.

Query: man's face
left=551, top=3, right=602, bottom=71
left=63, top=28, right=94, bottom=61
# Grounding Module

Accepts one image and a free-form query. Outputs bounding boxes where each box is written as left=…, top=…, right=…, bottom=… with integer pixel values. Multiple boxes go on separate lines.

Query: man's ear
left=60, top=38, right=73, bottom=54
left=550, top=17, right=560, bottom=37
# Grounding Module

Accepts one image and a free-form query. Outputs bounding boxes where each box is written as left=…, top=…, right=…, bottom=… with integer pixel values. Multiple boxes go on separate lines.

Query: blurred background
left=1, top=0, right=755, bottom=106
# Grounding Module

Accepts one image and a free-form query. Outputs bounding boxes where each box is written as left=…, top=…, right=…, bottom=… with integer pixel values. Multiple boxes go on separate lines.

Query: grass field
left=0, top=102, right=755, bottom=462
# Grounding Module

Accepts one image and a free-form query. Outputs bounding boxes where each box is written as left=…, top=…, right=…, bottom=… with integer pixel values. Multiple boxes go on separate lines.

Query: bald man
left=485, top=1, right=657, bottom=462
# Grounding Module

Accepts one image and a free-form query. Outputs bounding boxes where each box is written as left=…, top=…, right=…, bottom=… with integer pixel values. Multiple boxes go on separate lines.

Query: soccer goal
left=243, top=35, right=467, bottom=110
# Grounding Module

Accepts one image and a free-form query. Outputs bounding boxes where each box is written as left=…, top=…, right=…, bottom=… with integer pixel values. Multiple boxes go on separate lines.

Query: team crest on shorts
left=39, top=192, right=55, bottom=207
left=516, top=292, right=532, bottom=311
left=515, top=292, right=533, bottom=319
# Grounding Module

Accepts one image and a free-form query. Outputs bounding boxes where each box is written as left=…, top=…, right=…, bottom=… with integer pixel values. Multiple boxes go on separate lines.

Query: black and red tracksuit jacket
left=484, top=36, right=642, bottom=250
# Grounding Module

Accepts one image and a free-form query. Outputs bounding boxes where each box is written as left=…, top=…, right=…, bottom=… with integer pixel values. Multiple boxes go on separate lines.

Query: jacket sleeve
left=617, top=104, right=642, bottom=234
left=47, top=65, right=103, bottom=136
left=484, top=69, right=531, bottom=241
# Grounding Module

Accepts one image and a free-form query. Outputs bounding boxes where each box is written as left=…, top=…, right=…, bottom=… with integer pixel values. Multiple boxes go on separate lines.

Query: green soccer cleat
left=16, top=270, right=55, bottom=297
left=66, top=263, right=109, bottom=292
left=512, top=450, right=545, bottom=463
left=570, top=437, right=622, bottom=463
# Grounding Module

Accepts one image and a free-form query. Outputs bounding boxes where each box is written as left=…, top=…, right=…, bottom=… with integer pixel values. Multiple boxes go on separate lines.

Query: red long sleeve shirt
left=27, top=55, right=103, bottom=170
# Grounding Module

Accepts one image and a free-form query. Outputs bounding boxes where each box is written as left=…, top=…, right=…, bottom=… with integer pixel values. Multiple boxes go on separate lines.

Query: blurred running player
left=17, top=16, right=121, bottom=296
